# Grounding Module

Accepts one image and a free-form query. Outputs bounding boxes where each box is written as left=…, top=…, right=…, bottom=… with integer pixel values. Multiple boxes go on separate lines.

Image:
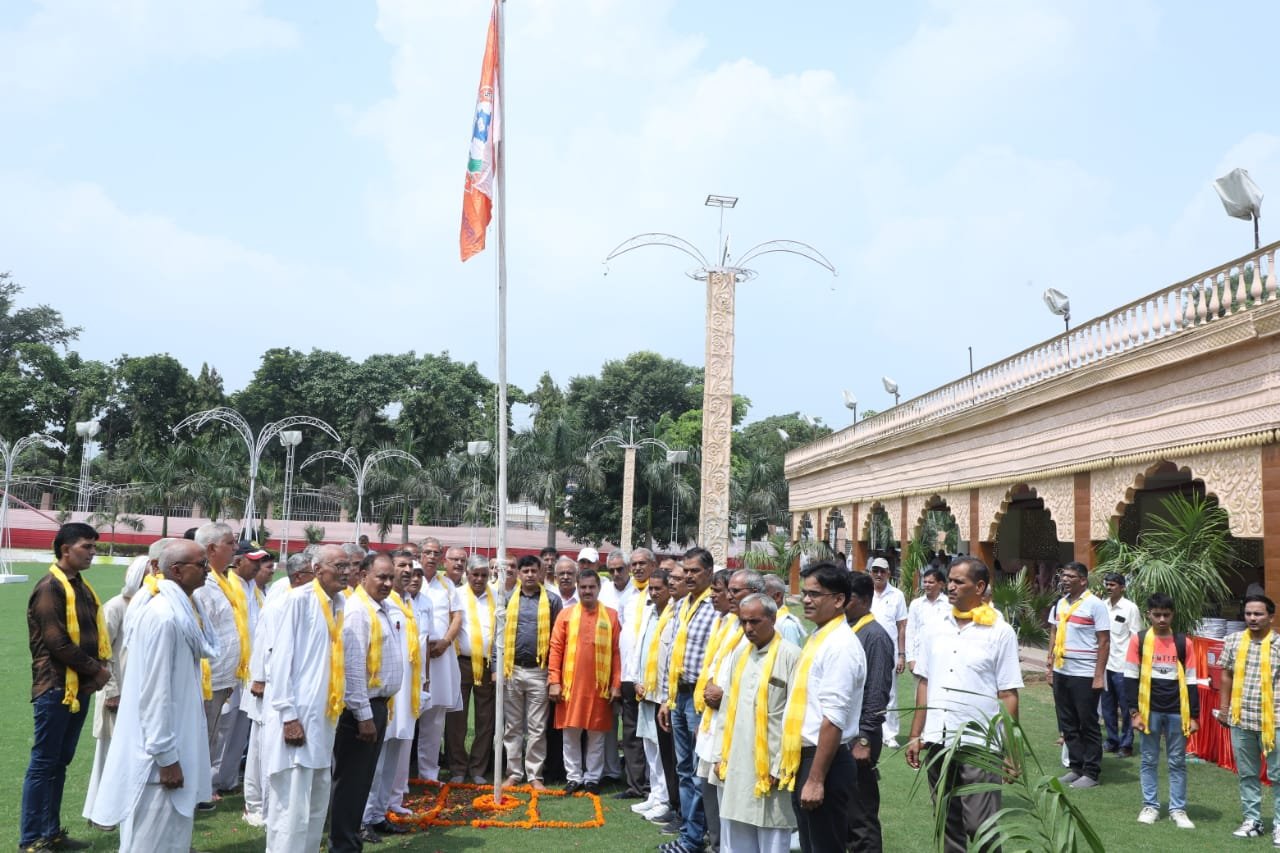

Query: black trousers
left=330, top=698, right=389, bottom=853
left=656, top=718, right=681, bottom=813
left=619, top=682, right=649, bottom=795
left=846, top=730, right=884, bottom=852
left=925, top=744, right=1003, bottom=853
left=792, top=744, right=856, bottom=853
left=1053, top=673, right=1103, bottom=780
left=544, top=703, right=565, bottom=782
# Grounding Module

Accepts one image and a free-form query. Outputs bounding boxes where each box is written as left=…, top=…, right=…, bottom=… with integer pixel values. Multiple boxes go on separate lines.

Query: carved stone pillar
left=621, top=444, right=636, bottom=550
left=697, top=269, right=736, bottom=566
left=1073, top=472, right=1093, bottom=569
left=1263, top=445, right=1280, bottom=593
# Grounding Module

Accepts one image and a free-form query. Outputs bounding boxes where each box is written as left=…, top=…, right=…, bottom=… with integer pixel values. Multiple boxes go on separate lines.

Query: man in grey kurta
left=846, top=571, right=895, bottom=852
left=718, top=594, right=801, bottom=853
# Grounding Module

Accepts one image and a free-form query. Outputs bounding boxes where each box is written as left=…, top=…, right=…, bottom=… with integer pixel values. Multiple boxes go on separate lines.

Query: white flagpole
left=492, top=0, right=511, bottom=803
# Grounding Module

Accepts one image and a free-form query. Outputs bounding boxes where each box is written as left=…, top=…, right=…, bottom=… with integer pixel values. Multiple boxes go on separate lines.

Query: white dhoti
left=364, top=737, right=412, bottom=824
left=883, top=677, right=900, bottom=742
left=118, top=783, right=195, bottom=853
left=721, top=818, right=791, bottom=853
left=243, top=719, right=266, bottom=820
left=267, top=766, right=330, bottom=853
left=82, top=733, right=112, bottom=824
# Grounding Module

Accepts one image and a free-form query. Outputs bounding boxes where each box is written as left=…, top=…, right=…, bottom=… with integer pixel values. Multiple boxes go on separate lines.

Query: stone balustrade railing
left=786, top=240, right=1280, bottom=472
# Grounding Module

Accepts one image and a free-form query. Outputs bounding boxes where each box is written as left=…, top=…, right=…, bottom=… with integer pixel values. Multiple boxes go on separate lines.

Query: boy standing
left=1123, top=592, right=1198, bottom=829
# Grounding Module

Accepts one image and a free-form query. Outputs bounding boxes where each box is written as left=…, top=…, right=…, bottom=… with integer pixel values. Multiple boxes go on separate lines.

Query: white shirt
left=793, top=620, right=867, bottom=745
left=1106, top=595, right=1142, bottom=673
left=871, top=583, right=908, bottom=655
left=558, top=587, right=579, bottom=609
left=422, top=574, right=460, bottom=640
left=89, top=583, right=212, bottom=825
left=455, top=586, right=496, bottom=660
left=916, top=612, right=1023, bottom=748
left=907, top=593, right=950, bottom=664
left=598, top=577, right=625, bottom=611
left=193, top=571, right=243, bottom=691
left=343, top=592, right=405, bottom=719
left=619, top=591, right=651, bottom=683
left=422, top=575, right=463, bottom=712
left=262, top=584, right=343, bottom=774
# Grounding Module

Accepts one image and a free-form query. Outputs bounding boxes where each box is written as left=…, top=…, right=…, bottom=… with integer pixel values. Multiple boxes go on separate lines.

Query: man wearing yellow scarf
left=22, top=523, right=111, bottom=852
left=548, top=569, right=622, bottom=795
left=446, top=555, right=499, bottom=785
left=501, top=554, right=563, bottom=791
left=844, top=571, right=896, bottom=852
left=779, top=561, right=866, bottom=853
left=1218, top=594, right=1280, bottom=841
left=717, top=593, right=801, bottom=853
left=261, top=544, right=349, bottom=853
left=1122, top=592, right=1198, bottom=830
left=1046, top=561, right=1110, bottom=789
left=211, top=543, right=270, bottom=796
left=615, top=548, right=657, bottom=800
left=633, top=569, right=678, bottom=823
left=332, top=551, right=403, bottom=850
left=191, top=522, right=244, bottom=754
left=905, top=557, right=1022, bottom=853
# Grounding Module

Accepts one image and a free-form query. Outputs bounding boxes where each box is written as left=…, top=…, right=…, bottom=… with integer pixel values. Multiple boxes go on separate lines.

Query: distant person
left=1047, top=562, right=1110, bottom=789
left=1102, top=572, right=1142, bottom=757
left=868, top=557, right=907, bottom=747
left=22, top=522, right=111, bottom=852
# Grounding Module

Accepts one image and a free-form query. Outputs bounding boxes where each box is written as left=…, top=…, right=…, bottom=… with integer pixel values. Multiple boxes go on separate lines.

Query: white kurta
left=193, top=571, right=243, bottom=692
left=83, top=591, right=131, bottom=821
left=261, top=583, right=342, bottom=777
left=89, top=582, right=212, bottom=837
left=422, top=575, right=462, bottom=712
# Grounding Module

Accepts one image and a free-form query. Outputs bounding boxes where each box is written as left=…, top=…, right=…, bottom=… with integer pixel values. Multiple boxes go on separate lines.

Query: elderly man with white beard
left=89, top=539, right=217, bottom=852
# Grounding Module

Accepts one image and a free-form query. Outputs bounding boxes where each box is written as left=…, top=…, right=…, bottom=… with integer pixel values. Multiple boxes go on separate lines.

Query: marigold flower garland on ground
left=389, top=779, right=605, bottom=830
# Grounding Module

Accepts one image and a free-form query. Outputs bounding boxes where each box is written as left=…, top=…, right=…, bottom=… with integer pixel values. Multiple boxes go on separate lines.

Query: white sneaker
left=644, top=805, right=673, bottom=823
left=1170, top=809, right=1194, bottom=829
left=242, top=811, right=266, bottom=828
left=1234, top=819, right=1264, bottom=838
left=884, top=737, right=900, bottom=749
left=631, top=797, right=659, bottom=814
left=1272, top=822, right=1280, bottom=846
left=1137, top=806, right=1158, bottom=825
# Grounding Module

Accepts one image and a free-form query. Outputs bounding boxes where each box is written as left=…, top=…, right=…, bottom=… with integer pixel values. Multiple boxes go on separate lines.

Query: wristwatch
left=855, top=736, right=870, bottom=747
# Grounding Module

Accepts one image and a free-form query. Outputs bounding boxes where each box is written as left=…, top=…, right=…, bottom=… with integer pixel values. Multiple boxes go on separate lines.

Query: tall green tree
left=510, top=408, right=602, bottom=547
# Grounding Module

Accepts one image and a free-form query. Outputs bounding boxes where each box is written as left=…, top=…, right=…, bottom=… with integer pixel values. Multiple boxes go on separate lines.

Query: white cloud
left=0, top=0, right=297, bottom=101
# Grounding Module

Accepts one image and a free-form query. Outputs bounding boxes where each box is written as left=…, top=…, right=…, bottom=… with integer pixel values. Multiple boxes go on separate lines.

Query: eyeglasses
left=172, top=559, right=210, bottom=571
left=325, top=561, right=354, bottom=571
left=800, top=589, right=837, bottom=600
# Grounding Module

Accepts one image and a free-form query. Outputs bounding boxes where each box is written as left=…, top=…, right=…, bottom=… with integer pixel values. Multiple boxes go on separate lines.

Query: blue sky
left=2, top=0, right=1278, bottom=432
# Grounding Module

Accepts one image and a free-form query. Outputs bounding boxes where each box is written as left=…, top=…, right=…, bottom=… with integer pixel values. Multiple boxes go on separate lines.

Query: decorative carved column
left=1263, top=445, right=1280, bottom=593
left=969, top=489, right=980, bottom=552
left=1073, top=472, right=1093, bottom=569
left=620, top=444, right=636, bottom=550
left=698, top=269, right=736, bottom=566
left=900, top=497, right=909, bottom=556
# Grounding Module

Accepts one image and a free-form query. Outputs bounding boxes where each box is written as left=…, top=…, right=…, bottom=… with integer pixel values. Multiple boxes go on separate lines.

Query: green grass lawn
left=0, top=561, right=1263, bottom=850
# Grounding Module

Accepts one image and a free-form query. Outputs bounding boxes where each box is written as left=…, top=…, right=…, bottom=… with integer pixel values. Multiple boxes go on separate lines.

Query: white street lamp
left=1043, top=287, right=1071, bottom=333
left=882, top=376, right=900, bottom=408
left=842, top=390, right=858, bottom=422
left=591, top=417, right=676, bottom=550
left=1215, top=167, right=1263, bottom=250
left=278, top=430, right=303, bottom=563
left=74, top=420, right=101, bottom=516
left=665, top=449, right=689, bottom=546
left=0, top=432, right=65, bottom=581
left=301, top=447, right=423, bottom=544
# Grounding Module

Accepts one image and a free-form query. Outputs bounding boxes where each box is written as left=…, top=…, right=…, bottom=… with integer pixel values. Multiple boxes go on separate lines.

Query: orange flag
left=460, top=1, right=501, bottom=262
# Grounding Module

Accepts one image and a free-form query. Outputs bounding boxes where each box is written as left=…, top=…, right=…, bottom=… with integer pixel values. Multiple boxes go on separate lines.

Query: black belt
left=677, top=682, right=695, bottom=695
left=370, top=696, right=389, bottom=706
left=514, top=658, right=542, bottom=669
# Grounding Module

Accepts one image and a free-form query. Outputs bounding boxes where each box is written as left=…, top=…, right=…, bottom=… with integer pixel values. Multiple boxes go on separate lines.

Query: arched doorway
left=992, top=484, right=1071, bottom=591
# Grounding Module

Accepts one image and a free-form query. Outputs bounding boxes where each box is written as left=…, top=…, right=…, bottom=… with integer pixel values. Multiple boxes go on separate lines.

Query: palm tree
left=742, top=532, right=831, bottom=578
left=90, top=492, right=144, bottom=557
left=186, top=436, right=245, bottom=524
left=730, top=450, right=786, bottom=550
left=130, top=443, right=197, bottom=538
left=510, top=411, right=602, bottom=548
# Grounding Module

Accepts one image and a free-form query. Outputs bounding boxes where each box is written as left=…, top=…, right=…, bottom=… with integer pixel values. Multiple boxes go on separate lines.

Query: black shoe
left=564, top=781, right=582, bottom=794
left=583, top=781, right=601, bottom=795
left=1118, top=747, right=1133, bottom=758
left=370, top=820, right=410, bottom=835
left=660, top=819, right=682, bottom=835
left=613, top=789, right=645, bottom=800
left=196, top=801, right=216, bottom=813
left=358, top=826, right=384, bottom=845
left=48, top=831, right=91, bottom=851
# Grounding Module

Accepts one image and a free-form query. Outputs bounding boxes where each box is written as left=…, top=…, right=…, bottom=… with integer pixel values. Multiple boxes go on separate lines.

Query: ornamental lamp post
left=74, top=420, right=101, bottom=516
left=300, top=447, right=423, bottom=544
left=591, top=416, right=674, bottom=551
left=278, top=430, right=303, bottom=563
left=605, top=195, right=836, bottom=565
left=0, top=432, right=65, bottom=582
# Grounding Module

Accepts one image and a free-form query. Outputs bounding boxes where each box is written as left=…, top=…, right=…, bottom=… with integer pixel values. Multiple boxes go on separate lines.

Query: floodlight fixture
left=468, top=440, right=492, bottom=457
left=278, top=430, right=303, bottom=447
left=1043, top=287, right=1071, bottom=333
left=882, top=377, right=900, bottom=407
left=1214, top=167, right=1263, bottom=249
left=75, top=420, right=101, bottom=439
left=666, top=450, right=689, bottom=465
left=776, top=428, right=789, bottom=442
left=842, top=390, right=858, bottom=422
left=704, top=194, right=738, bottom=208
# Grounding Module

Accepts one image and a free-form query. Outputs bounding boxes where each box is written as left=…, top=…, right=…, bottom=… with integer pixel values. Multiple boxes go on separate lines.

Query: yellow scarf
left=457, top=586, right=495, bottom=682
left=313, top=580, right=345, bottom=722
left=352, top=585, right=384, bottom=689
left=849, top=613, right=875, bottom=634
left=643, top=602, right=677, bottom=696
left=668, top=586, right=712, bottom=708
left=778, top=617, right=846, bottom=790
left=503, top=587, right=551, bottom=677
left=717, top=634, right=784, bottom=796
left=953, top=604, right=999, bottom=626
left=47, top=564, right=112, bottom=714
left=390, top=591, right=422, bottom=718
left=563, top=604, right=613, bottom=702
left=630, top=592, right=649, bottom=644
left=1052, top=591, right=1091, bottom=669
left=696, top=613, right=740, bottom=714
left=212, top=569, right=251, bottom=681
left=1137, top=630, right=1191, bottom=737
left=1231, top=630, right=1275, bottom=751
left=701, top=630, right=748, bottom=732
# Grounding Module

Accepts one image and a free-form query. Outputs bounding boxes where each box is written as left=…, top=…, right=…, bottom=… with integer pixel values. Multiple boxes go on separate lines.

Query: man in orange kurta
left=548, top=569, right=622, bottom=794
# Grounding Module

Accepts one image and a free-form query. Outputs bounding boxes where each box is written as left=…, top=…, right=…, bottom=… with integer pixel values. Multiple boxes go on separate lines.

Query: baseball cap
left=869, top=557, right=890, bottom=571
left=577, top=547, right=600, bottom=563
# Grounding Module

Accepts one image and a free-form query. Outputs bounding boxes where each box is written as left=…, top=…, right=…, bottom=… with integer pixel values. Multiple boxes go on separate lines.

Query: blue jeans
left=1230, top=725, right=1280, bottom=823
left=672, top=689, right=705, bottom=851
left=1139, top=712, right=1187, bottom=811
left=21, top=688, right=90, bottom=846
left=1101, top=670, right=1133, bottom=750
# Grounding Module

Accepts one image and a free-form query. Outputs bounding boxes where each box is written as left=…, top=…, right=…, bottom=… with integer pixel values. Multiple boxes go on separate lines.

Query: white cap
left=869, top=557, right=890, bottom=571
left=577, top=547, right=600, bottom=563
